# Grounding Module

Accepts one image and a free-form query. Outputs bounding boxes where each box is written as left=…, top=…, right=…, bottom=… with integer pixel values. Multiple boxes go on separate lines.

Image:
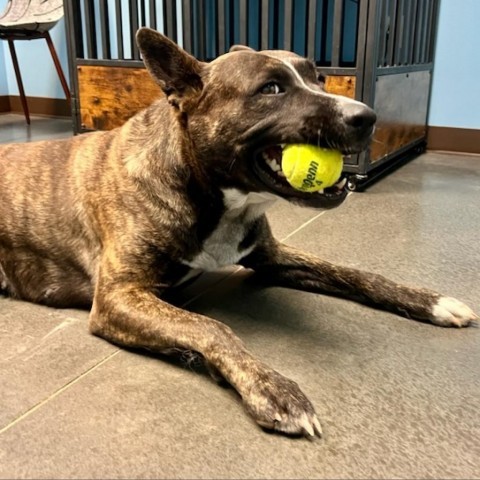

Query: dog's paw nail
left=313, top=416, right=323, bottom=437
left=300, top=414, right=315, bottom=437
left=432, top=297, right=477, bottom=327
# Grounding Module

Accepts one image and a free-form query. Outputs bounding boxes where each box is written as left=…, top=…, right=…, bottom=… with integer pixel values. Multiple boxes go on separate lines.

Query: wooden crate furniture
left=64, top=0, right=439, bottom=188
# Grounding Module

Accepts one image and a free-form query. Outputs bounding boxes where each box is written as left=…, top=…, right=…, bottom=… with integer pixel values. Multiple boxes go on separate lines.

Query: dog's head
left=137, top=28, right=376, bottom=209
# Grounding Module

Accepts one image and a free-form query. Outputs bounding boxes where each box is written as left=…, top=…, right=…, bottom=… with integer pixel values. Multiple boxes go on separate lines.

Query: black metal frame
left=64, top=0, right=440, bottom=181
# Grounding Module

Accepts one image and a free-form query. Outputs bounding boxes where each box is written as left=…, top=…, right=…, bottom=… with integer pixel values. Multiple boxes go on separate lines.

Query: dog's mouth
left=252, top=145, right=348, bottom=208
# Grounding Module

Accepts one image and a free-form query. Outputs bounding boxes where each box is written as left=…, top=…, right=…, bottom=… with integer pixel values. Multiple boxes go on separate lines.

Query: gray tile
left=0, top=114, right=73, bottom=144
left=0, top=297, right=116, bottom=429
left=1, top=289, right=479, bottom=479
left=0, top=352, right=255, bottom=479
left=0, top=143, right=479, bottom=480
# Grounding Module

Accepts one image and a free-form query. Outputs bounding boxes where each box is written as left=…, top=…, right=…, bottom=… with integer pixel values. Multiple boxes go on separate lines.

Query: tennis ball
left=281, top=145, right=343, bottom=192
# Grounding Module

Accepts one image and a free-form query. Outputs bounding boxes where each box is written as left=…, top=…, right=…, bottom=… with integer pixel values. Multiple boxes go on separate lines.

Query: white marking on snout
left=278, top=58, right=367, bottom=110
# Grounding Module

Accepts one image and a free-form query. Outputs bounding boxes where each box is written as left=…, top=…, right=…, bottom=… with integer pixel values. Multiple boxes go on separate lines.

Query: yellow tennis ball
left=281, top=145, right=343, bottom=192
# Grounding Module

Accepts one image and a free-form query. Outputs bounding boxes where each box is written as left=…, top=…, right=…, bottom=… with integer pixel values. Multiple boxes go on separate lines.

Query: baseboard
left=0, top=95, right=10, bottom=112
left=427, top=126, right=480, bottom=155
left=0, top=96, right=71, bottom=117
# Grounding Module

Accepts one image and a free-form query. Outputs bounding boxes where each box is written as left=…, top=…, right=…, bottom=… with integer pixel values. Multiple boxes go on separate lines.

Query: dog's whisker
left=228, top=157, right=237, bottom=172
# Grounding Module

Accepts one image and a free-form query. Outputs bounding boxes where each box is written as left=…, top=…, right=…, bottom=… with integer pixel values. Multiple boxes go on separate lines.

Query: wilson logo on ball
left=302, top=161, right=322, bottom=190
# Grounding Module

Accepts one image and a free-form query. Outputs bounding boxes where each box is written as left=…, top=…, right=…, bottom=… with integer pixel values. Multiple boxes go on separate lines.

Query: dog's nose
left=343, top=103, right=376, bottom=133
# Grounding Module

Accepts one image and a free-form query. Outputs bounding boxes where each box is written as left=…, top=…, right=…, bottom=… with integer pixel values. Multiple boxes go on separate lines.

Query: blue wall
left=428, top=0, right=480, bottom=129
left=0, top=0, right=69, bottom=99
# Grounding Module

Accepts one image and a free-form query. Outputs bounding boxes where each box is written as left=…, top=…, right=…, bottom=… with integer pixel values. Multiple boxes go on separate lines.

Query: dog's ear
left=229, top=45, right=255, bottom=53
left=136, top=27, right=203, bottom=109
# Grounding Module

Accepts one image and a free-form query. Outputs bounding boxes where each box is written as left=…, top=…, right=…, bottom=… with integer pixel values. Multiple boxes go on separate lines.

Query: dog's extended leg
left=90, top=278, right=322, bottom=437
left=241, top=241, right=477, bottom=327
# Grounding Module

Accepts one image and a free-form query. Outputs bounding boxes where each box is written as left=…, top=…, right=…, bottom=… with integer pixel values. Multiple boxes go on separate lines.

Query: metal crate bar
left=182, top=0, right=192, bottom=53
left=98, top=0, right=111, bottom=60
left=129, top=0, right=140, bottom=59
left=261, top=0, right=269, bottom=51
left=426, top=0, right=439, bottom=62
left=393, top=0, right=404, bottom=65
left=376, top=0, right=386, bottom=66
left=306, top=0, right=317, bottom=61
left=114, top=0, right=123, bottom=59
left=192, top=0, right=206, bottom=59
left=217, top=0, right=226, bottom=55
left=239, top=0, right=247, bottom=46
left=385, top=0, right=398, bottom=66
left=70, top=0, right=84, bottom=59
left=318, top=0, right=330, bottom=65
left=163, top=0, right=178, bottom=42
left=421, top=0, right=433, bottom=63
left=149, top=0, right=157, bottom=30
left=83, top=0, right=97, bottom=59
left=331, top=0, right=344, bottom=67
left=283, top=0, right=292, bottom=51
left=413, top=0, right=425, bottom=63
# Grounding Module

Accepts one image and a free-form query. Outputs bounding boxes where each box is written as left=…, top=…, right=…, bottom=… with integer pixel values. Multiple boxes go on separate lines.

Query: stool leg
left=7, top=39, right=30, bottom=125
left=44, top=32, right=71, bottom=101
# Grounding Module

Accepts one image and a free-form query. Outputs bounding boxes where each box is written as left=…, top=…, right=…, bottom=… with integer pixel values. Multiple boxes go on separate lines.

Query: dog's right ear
left=136, top=27, right=203, bottom=109
left=229, top=45, right=255, bottom=53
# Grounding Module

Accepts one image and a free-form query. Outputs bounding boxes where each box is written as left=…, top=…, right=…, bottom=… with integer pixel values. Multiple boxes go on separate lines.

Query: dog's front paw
left=431, top=296, right=478, bottom=327
left=242, top=369, right=322, bottom=438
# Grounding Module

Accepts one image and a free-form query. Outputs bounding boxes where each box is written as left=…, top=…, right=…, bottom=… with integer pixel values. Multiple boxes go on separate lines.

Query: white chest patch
left=182, top=189, right=278, bottom=271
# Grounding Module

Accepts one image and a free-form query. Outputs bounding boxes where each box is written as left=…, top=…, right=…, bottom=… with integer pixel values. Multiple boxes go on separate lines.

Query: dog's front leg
left=241, top=241, right=477, bottom=327
left=89, top=278, right=322, bottom=437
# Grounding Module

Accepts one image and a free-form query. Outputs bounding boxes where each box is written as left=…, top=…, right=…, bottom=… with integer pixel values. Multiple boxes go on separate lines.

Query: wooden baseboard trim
left=427, top=126, right=480, bottom=155
left=0, top=95, right=10, bottom=112
left=0, top=96, right=71, bottom=117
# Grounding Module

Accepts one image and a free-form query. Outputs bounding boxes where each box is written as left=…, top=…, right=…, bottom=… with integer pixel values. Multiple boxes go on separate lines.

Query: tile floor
left=1, top=113, right=479, bottom=479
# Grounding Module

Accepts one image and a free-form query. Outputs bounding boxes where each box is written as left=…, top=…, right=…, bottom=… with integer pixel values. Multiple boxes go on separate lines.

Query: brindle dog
left=0, top=28, right=477, bottom=438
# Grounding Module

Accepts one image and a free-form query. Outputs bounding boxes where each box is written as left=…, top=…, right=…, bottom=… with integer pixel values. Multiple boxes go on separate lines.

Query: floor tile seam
left=0, top=350, right=120, bottom=436
left=280, top=192, right=355, bottom=243
left=280, top=211, right=327, bottom=243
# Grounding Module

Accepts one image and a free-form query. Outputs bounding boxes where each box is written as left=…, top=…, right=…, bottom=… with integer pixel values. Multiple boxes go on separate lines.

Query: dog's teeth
left=317, top=189, right=324, bottom=194
left=277, top=171, right=286, bottom=178
left=272, top=163, right=280, bottom=172
left=266, top=158, right=280, bottom=172
left=335, top=177, right=347, bottom=189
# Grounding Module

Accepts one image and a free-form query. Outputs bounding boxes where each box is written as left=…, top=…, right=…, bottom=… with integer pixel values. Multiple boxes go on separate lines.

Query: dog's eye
left=260, top=82, right=283, bottom=95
